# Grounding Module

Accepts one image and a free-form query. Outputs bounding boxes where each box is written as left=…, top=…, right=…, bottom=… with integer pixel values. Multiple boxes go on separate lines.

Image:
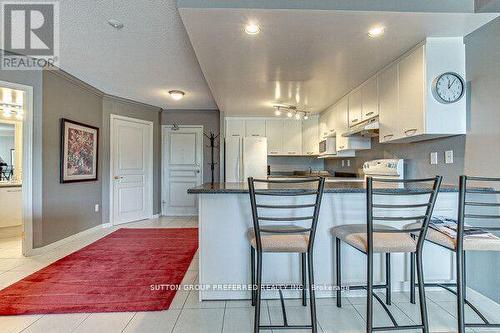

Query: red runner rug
left=0, top=228, right=198, bottom=315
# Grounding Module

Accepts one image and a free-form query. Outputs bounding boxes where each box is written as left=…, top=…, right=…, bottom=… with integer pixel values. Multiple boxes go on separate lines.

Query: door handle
left=365, top=112, right=374, bottom=116
left=404, top=129, right=417, bottom=136
left=114, top=176, right=123, bottom=180
left=195, top=170, right=200, bottom=174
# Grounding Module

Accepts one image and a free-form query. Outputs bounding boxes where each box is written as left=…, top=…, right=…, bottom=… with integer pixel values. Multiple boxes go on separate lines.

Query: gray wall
left=41, top=70, right=103, bottom=247
left=102, top=96, right=162, bottom=222
left=269, top=156, right=324, bottom=173
left=161, top=109, right=220, bottom=183
left=462, top=16, right=500, bottom=303
left=0, top=67, right=44, bottom=248
left=325, top=135, right=465, bottom=183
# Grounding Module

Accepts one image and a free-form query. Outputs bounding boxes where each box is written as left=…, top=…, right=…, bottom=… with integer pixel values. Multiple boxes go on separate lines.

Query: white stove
left=362, top=159, right=404, bottom=180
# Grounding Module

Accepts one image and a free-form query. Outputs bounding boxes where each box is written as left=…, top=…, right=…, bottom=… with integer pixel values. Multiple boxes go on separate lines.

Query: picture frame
left=60, top=118, right=99, bottom=183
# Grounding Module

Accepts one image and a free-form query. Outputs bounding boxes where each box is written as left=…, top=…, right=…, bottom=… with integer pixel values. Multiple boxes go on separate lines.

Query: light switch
left=430, top=152, right=438, bottom=165
left=94, top=204, right=100, bottom=212
left=445, top=150, right=454, bottom=164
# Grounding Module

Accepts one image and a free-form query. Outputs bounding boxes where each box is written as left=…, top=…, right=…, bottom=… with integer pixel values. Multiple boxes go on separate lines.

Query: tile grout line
left=120, top=312, right=138, bottom=333
left=17, top=314, right=45, bottom=333
left=70, top=313, right=92, bottom=333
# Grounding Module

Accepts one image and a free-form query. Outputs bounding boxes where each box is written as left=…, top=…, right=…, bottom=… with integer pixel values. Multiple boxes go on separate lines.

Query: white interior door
left=163, top=126, right=203, bottom=216
left=111, top=116, right=153, bottom=225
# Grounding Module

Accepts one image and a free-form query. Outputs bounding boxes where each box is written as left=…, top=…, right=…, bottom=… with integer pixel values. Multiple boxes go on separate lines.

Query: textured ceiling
left=58, top=0, right=217, bottom=109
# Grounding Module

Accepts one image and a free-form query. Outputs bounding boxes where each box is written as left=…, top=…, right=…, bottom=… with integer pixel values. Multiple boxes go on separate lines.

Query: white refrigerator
left=225, top=137, right=268, bottom=182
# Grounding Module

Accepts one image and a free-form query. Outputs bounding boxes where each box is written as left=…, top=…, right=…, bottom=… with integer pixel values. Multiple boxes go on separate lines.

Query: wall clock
left=431, top=72, right=465, bottom=104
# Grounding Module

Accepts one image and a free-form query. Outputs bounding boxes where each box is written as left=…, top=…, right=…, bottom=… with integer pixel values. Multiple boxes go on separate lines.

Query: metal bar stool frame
left=248, top=176, right=325, bottom=333
left=335, top=176, right=442, bottom=333
left=410, top=175, right=500, bottom=332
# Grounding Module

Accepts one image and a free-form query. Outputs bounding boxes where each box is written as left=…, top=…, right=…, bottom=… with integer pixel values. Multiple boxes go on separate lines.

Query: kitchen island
left=188, top=181, right=461, bottom=301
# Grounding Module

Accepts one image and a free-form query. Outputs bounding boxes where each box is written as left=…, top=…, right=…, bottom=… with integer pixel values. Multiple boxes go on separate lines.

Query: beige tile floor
left=0, top=216, right=499, bottom=333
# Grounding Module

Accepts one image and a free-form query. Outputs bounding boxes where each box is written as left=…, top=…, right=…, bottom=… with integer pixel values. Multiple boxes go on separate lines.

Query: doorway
left=162, top=125, right=203, bottom=216
left=0, top=81, right=33, bottom=256
left=110, top=115, right=154, bottom=225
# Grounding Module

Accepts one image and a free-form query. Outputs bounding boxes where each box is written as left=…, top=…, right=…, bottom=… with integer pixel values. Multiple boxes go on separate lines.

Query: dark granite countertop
left=187, top=182, right=466, bottom=194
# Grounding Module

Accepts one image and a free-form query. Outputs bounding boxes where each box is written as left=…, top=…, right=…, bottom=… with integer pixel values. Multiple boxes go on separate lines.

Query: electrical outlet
left=347, top=160, right=351, bottom=167
left=94, top=204, right=99, bottom=212
left=445, top=150, right=454, bottom=164
left=341, top=160, right=345, bottom=167
left=430, top=152, right=438, bottom=165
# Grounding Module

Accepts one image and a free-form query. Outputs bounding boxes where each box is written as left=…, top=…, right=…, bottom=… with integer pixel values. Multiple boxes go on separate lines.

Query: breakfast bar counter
left=188, top=182, right=461, bottom=300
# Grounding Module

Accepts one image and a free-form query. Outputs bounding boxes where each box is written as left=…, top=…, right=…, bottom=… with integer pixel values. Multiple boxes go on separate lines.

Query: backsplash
left=268, top=156, right=325, bottom=173
left=325, top=135, right=465, bottom=183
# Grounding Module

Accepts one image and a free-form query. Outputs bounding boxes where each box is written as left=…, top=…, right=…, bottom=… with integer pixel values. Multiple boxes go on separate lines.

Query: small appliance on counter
left=318, top=137, right=336, bottom=157
left=225, top=137, right=268, bottom=182
left=362, top=159, right=404, bottom=180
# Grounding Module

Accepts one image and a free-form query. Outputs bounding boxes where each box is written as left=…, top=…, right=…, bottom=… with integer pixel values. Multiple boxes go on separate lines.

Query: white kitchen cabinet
left=398, top=45, right=424, bottom=139
left=245, top=120, right=266, bottom=137
left=361, top=75, right=379, bottom=120
left=379, top=62, right=400, bottom=143
left=378, top=39, right=466, bottom=143
left=225, top=119, right=245, bottom=137
left=319, top=113, right=329, bottom=139
left=326, top=104, right=337, bottom=135
left=348, top=89, right=362, bottom=127
left=0, top=187, right=22, bottom=228
left=302, top=116, right=319, bottom=155
left=336, top=97, right=371, bottom=151
left=265, top=119, right=284, bottom=155
left=282, top=120, right=302, bottom=155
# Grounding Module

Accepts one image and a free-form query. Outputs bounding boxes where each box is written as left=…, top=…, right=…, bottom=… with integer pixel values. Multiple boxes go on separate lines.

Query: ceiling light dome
left=168, top=90, right=185, bottom=101
left=368, top=25, right=385, bottom=38
left=244, top=22, right=260, bottom=35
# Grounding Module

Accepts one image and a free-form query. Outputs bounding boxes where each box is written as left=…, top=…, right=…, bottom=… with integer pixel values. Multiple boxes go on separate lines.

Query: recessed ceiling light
left=168, top=90, right=185, bottom=101
left=368, top=25, right=385, bottom=38
left=303, top=114, right=309, bottom=120
left=295, top=113, right=301, bottom=120
left=287, top=111, right=293, bottom=118
left=274, top=109, right=281, bottom=116
left=108, top=19, right=124, bottom=30
left=244, top=22, right=260, bottom=35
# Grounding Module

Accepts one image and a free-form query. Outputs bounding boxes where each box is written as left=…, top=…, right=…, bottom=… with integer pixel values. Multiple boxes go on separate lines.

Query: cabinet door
left=319, top=113, right=329, bottom=139
left=225, top=119, right=245, bottom=137
left=245, top=120, right=266, bottom=137
left=361, top=75, right=379, bottom=120
left=379, top=63, right=399, bottom=143
left=335, top=97, right=349, bottom=150
left=302, top=116, right=319, bottom=155
left=0, top=187, right=22, bottom=227
left=265, top=120, right=283, bottom=155
left=398, top=45, right=424, bottom=138
left=348, top=89, right=362, bottom=127
left=283, top=120, right=302, bottom=155
left=326, top=105, right=337, bottom=135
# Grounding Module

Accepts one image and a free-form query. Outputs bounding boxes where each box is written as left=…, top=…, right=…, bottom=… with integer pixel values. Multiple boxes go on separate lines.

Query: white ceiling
left=179, top=8, right=498, bottom=116
left=58, top=0, right=216, bottom=109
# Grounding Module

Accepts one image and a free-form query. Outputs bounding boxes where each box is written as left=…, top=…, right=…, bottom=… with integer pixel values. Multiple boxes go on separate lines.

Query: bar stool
left=407, top=175, right=500, bottom=333
left=248, top=176, right=325, bottom=333
left=332, top=176, right=442, bottom=333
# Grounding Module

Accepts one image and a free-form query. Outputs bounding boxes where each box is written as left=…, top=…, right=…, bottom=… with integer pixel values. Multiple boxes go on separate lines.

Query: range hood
left=342, top=117, right=379, bottom=138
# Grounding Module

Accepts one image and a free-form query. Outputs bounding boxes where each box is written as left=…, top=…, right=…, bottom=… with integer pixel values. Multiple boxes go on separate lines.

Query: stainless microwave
left=319, top=137, right=336, bottom=155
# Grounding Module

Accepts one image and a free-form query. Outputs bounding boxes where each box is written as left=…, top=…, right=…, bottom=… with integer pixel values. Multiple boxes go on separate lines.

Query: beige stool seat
left=247, top=225, right=309, bottom=253
left=331, top=224, right=417, bottom=253
left=405, top=222, right=500, bottom=251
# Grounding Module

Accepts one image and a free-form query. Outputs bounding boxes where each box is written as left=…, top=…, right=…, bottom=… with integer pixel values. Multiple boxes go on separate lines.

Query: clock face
left=432, top=72, right=465, bottom=104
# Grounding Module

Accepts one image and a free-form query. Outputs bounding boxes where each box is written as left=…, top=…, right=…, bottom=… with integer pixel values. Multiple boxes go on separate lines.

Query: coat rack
left=204, top=131, right=220, bottom=184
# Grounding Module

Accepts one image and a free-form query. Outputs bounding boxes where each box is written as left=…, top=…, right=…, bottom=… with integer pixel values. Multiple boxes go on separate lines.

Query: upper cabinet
left=378, top=62, right=399, bottom=143
left=283, top=120, right=302, bottom=155
left=336, top=97, right=371, bottom=151
left=225, top=119, right=245, bottom=137
left=348, top=89, right=362, bottom=127
left=265, top=119, right=284, bottom=155
left=302, top=116, right=319, bottom=155
left=379, top=38, right=466, bottom=143
left=361, top=75, right=379, bottom=121
left=324, top=37, right=466, bottom=145
left=245, top=120, right=266, bottom=137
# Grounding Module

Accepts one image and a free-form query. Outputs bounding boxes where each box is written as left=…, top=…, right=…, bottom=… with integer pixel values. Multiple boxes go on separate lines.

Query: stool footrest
left=259, top=325, right=313, bottom=330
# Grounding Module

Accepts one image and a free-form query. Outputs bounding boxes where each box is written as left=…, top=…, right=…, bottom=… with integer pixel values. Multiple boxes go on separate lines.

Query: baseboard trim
left=27, top=223, right=112, bottom=257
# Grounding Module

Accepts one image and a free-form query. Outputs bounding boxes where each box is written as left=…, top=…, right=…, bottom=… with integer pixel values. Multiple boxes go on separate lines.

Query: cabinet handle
left=351, top=119, right=359, bottom=123
left=383, top=134, right=394, bottom=140
left=231, top=134, right=239, bottom=137
left=288, top=152, right=296, bottom=154
left=365, top=112, right=374, bottom=116
left=339, top=146, right=345, bottom=149
left=6, top=189, right=21, bottom=192
left=329, top=129, right=335, bottom=132
left=270, top=151, right=278, bottom=154
left=251, top=134, right=259, bottom=137
left=404, top=129, right=417, bottom=136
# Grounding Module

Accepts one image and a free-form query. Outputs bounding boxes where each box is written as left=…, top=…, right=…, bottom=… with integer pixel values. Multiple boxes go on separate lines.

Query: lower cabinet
left=0, top=187, right=22, bottom=228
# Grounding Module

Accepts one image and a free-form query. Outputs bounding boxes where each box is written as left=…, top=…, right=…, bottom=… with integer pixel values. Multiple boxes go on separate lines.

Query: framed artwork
left=60, top=118, right=99, bottom=183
